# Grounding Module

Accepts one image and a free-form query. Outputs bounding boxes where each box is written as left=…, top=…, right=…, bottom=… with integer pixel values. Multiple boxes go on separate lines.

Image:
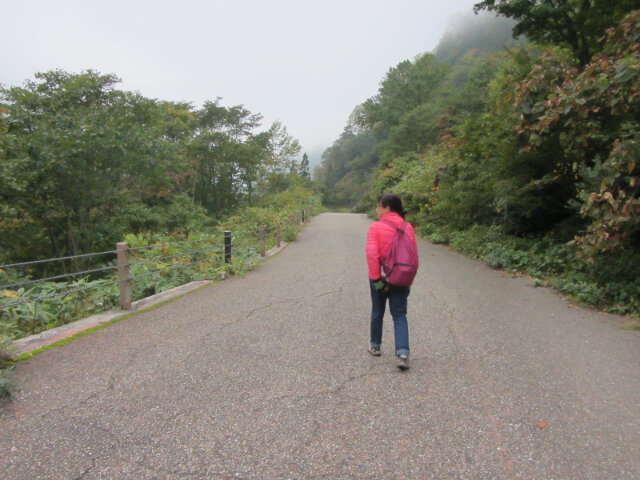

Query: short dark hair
left=377, top=193, right=406, bottom=218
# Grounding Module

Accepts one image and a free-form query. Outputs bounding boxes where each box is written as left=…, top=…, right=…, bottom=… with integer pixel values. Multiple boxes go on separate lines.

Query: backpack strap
left=380, top=219, right=406, bottom=233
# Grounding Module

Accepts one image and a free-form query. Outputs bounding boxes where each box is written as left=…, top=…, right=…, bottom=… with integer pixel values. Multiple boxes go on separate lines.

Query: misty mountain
left=434, top=11, right=520, bottom=65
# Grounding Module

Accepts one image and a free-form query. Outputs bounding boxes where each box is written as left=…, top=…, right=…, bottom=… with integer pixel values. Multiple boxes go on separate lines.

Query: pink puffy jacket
left=366, top=212, right=417, bottom=280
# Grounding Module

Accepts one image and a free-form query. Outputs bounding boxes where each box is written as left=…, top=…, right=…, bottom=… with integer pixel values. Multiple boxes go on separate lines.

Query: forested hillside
left=317, top=3, right=640, bottom=318
left=315, top=12, right=520, bottom=208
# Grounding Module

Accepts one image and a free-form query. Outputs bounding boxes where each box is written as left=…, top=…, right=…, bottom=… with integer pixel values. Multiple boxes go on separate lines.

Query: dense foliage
left=0, top=70, right=313, bottom=268
left=318, top=7, right=640, bottom=318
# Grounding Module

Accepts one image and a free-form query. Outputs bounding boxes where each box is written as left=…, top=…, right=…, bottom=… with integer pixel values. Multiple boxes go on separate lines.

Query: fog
left=1, top=0, right=483, bottom=166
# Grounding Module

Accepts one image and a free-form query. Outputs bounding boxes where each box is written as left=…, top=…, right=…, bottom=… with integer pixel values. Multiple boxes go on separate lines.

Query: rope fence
left=0, top=208, right=311, bottom=329
left=0, top=248, right=119, bottom=270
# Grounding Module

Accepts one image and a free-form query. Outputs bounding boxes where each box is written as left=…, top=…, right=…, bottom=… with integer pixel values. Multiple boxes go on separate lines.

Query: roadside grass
left=0, top=345, right=14, bottom=399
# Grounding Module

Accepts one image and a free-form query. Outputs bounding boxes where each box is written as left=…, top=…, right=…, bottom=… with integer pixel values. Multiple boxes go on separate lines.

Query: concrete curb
left=10, top=241, right=290, bottom=356
left=10, top=280, right=213, bottom=356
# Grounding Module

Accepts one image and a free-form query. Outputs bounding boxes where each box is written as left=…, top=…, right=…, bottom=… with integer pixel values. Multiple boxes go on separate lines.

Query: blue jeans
left=369, top=280, right=410, bottom=356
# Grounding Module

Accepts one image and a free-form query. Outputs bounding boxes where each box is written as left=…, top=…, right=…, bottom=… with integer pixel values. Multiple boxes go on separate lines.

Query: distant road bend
left=1, top=213, right=639, bottom=479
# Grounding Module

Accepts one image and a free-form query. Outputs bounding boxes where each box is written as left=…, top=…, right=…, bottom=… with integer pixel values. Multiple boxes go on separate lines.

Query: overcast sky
left=2, top=0, right=480, bottom=165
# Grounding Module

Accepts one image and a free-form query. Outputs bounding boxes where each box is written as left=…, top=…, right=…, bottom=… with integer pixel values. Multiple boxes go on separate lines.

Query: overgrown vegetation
left=317, top=6, right=640, bottom=321
left=0, top=195, right=321, bottom=338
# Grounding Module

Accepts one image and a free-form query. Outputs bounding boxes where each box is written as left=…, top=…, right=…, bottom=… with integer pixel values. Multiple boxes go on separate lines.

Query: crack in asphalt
left=72, top=458, right=96, bottom=480
left=311, top=289, right=342, bottom=299
left=243, top=298, right=304, bottom=321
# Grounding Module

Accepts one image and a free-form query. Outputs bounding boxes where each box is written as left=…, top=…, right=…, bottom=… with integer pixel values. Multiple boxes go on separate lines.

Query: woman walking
left=366, top=193, right=418, bottom=370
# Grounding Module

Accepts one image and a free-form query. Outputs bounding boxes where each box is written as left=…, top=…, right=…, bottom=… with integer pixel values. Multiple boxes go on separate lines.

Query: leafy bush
left=123, top=232, right=225, bottom=300
left=1, top=280, right=119, bottom=336
left=121, top=194, right=213, bottom=237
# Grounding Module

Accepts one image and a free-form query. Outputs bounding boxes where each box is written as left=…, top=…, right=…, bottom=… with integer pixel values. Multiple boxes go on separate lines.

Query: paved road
left=1, top=213, right=639, bottom=479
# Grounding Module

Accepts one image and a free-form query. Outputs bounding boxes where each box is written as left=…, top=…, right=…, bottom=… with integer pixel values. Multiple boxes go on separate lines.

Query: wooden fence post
left=117, top=242, right=132, bottom=310
left=276, top=223, right=281, bottom=248
left=260, top=227, right=266, bottom=257
left=224, top=231, right=232, bottom=264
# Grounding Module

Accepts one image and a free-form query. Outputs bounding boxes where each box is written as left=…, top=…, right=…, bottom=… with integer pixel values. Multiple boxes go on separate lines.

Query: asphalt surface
left=1, top=213, right=639, bottom=479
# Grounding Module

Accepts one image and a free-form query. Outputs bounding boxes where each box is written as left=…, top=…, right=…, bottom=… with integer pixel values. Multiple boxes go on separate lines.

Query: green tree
left=300, top=153, right=310, bottom=179
left=515, top=11, right=640, bottom=251
left=152, top=101, right=197, bottom=200
left=423, top=51, right=530, bottom=231
left=256, top=121, right=303, bottom=197
left=188, top=100, right=264, bottom=216
left=473, top=0, right=640, bottom=67
left=359, top=54, right=450, bottom=151
left=264, top=121, right=302, bottom=175
left=0, top=70, right=176, bottom=263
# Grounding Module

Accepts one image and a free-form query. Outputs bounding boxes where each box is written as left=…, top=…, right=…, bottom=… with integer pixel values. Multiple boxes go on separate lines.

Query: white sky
left=1, top=0, right=480, bottom=165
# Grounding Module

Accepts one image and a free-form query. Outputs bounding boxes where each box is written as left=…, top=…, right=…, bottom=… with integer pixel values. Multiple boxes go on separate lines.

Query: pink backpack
left=380, top=219, right=419, bottom=287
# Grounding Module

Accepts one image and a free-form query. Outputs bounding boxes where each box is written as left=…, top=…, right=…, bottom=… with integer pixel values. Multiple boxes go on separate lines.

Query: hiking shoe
left=397, top=355, right=410, bottom=370
left=368, top=344, right=381, bottom=356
